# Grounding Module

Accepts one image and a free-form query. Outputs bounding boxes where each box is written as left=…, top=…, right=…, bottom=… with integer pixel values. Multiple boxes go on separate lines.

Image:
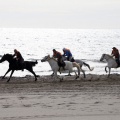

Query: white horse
left=41, top=55, right=86, bottom=80
left=100, top=54, right=119, bottom=77
left=62, top=56, right=94, bottom=71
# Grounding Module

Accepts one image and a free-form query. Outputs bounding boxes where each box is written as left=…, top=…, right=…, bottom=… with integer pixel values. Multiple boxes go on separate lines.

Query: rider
left=111, top=47, right=120, bottom=66
left=13, top=49, right=24, bottom=70
left=62, top=48, right=74, bottom=62
left=53, top=49, right=65, bottom=71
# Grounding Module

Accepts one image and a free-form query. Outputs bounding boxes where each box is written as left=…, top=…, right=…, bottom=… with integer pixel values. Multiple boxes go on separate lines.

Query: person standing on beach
left=111, top=47, right=120, bottom=66
left=13, top=49, right=24, bottom=70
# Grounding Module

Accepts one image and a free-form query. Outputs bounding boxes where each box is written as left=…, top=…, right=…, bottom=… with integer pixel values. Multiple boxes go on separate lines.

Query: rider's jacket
left=112, top=48, right=119, bottom=59
left=63, top=48, right=72, bottom=57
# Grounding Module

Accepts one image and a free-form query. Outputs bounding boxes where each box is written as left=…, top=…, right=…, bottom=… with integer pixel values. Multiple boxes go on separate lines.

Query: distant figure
left=63, top=48, right=73, bottom=61
left=111, top=47, right=119, bottom=66
left=13, top=49, right=24, bottom=70
left=53, top=49, right=65, bottom=70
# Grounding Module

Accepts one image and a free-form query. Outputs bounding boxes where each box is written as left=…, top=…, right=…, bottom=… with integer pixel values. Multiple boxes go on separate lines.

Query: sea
left=0, top=28, right=120, bottom=77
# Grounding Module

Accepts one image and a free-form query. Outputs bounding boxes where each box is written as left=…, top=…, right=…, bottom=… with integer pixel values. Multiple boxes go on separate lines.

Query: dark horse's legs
left=2, top=68, right=11, bottom=79
left=7, top=70, right=14, bottom=82
left=26, top=68, right=37, bottom=81
left=2, top=69, right=14, bottom=82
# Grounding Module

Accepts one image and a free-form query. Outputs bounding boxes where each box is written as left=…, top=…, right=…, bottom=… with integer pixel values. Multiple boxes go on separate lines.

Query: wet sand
left=0, top=74, right=120, bottom=120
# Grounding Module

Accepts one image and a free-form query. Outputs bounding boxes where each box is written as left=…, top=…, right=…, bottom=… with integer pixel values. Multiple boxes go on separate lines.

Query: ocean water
left=0, top=28, right=120, bottom=77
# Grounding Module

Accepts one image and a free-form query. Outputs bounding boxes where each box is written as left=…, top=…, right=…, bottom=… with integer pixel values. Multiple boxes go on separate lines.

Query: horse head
left=100, top=54, right=114, bottom=62
left=100, top=54, right=106, bottom=61
left=41, top=55, right=50, bottom=62
left=0, top=54, right=13, bottom=63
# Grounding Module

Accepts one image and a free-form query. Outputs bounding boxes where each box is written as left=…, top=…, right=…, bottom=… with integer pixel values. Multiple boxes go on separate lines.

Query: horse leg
left=27, top=66, right=37, bottom=81
left=68, top=71, right=72, bottom=76
left=2, top=68, right=11, bottom=79
left=105, top=66, right=108, bottom=73
left=51, top=72, right=54, bottom=77
left=74, top=70, right=79, bottom=79
left=73, top=62, right=80, bottom=79
left=80, top=68, right=86, bottom=78
left=108, top=68, right=111, bottom=77
left=66, top=71, right=72, bottom=76
left=54, top=70, right=63, bottom=81
left=7, top=70, right=14, bottom=82
left=28, top=69, right=37, bottom=81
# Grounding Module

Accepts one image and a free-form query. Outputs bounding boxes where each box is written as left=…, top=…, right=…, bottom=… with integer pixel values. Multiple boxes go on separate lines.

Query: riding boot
left=116, top=58, right=119, bottom=67
left=58, top=67, right=61, bottom=73
left=62, top=62, right=65, bottom=70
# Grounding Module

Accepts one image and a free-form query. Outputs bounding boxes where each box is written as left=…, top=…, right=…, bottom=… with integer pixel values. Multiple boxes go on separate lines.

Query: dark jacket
left=13, top=51, right=24, bottom=63
left=111, top=48, right=119, bottom=59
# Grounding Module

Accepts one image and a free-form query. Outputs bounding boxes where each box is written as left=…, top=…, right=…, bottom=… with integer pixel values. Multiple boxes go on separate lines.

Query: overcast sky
left=0, top=0, right=120, bottom=28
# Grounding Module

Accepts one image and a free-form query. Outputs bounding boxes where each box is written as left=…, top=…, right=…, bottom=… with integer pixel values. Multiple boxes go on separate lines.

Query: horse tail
left=30, top=60, right=38, bottom=66
left=72, top=62, right=80, bottom=75
left=83, top=62, right=94, bottom=71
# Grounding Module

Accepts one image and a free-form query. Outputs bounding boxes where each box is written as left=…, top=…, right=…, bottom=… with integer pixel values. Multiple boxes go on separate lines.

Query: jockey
left=111, top=47, right=120, bottom=66
left=62, top=48, right=73, bottom=61
left=53, top=49, right=65, bottom=70
left=13, top=49, right=24, bottom=70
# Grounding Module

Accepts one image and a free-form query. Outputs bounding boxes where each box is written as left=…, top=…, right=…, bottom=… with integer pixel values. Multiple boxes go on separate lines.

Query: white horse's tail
left=83, top=62, right=94, bottom=71
left=72, top=62, right=80, bottom=75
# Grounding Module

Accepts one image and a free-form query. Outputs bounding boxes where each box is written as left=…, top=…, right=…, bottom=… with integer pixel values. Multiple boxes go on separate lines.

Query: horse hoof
left=75, top=76, right=79, bottom=79
left=60, top=78, right=63, bottom=82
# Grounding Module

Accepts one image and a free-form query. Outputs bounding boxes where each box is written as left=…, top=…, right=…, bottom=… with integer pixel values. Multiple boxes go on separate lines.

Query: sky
left=0, top=0, right=120, bottom=29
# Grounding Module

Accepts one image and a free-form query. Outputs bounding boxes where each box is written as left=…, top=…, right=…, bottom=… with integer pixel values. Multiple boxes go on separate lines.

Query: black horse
left=0, top=54, right=38, bottom=82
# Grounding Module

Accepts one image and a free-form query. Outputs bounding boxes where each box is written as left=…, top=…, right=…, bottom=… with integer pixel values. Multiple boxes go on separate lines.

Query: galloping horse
left=0, top=54, right=38, bottom=82
left=41, top=55, right=85, bottom=80
left=100, top=53, right=119, bottom=77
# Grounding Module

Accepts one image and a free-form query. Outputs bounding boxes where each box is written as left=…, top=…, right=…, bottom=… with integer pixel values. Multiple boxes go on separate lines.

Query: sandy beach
left=0, top=74, right=120, bottom=120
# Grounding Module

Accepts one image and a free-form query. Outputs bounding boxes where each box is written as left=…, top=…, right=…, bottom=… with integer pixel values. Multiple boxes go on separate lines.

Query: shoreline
left=0, top=74, right=120, bottom=94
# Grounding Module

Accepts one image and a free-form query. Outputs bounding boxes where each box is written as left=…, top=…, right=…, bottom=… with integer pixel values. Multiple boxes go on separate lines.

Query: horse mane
left=105, top=54, right=114, bottom=58
left=51, top=56, right=58, bottom=62
left=5, top=53, right=13, bottom=56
